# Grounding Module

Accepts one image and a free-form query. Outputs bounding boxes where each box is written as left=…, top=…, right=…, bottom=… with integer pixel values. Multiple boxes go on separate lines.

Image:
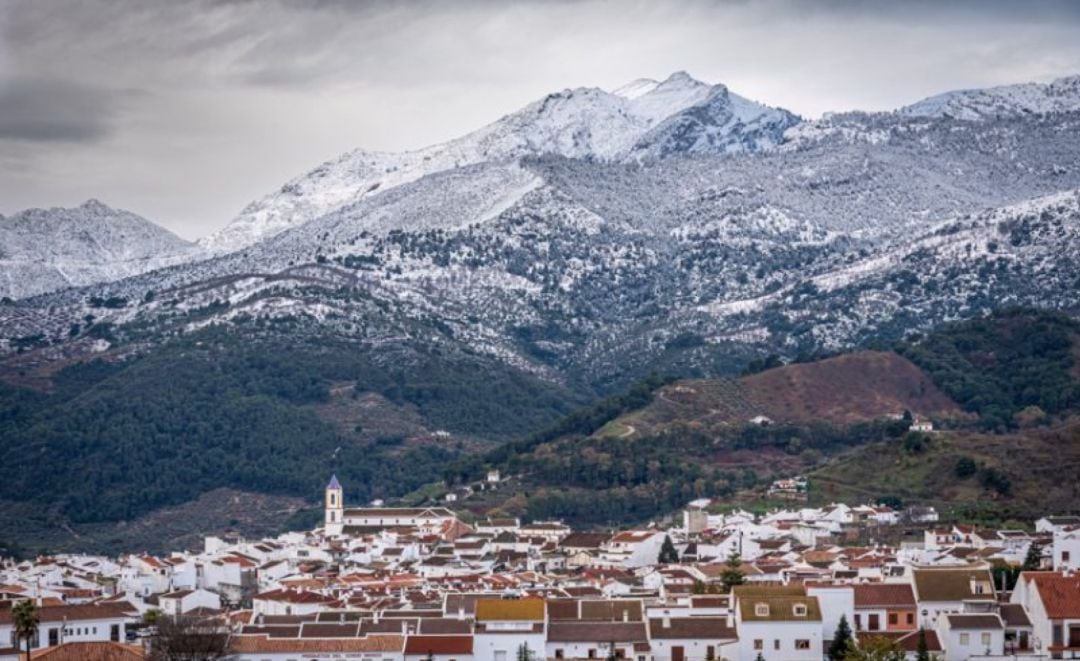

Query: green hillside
left=0, top=324, right=584, bottom=550
left=436, top=308, right=1080, bottom=527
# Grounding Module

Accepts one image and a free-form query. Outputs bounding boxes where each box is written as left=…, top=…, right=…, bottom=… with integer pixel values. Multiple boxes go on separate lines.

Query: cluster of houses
left=0, top=478, right=1078, bottom=661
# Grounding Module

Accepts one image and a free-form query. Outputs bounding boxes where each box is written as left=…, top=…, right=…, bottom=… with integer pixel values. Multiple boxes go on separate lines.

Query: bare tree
left=147, top=615, right=234, bottom=661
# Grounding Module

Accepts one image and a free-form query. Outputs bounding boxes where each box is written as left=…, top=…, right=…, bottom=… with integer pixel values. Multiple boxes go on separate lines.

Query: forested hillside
left=898, top=308, right=1080, bottom=429
left=0, top=324, right=582, bottom=549
left=435, top=309, right=1080, bottom=528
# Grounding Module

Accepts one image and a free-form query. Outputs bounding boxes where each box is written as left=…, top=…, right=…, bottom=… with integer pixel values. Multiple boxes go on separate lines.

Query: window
left=755, top=603, right=770, bottom=617
left=1063, top=551, right=1071, bottom=563
left=556, top=650, right=564, bottom=659
left=906, top=613, right=915, bottom=626
left=960, top=634, right=970, bottom=645
left=796, top=640, right=811, bottom=650
left=495, top=652, right=507, bottom=661
left=754, top=639, right=763, bottom=650
left=793, top=603, right=807, bottom=617
left=855, top=614, right=862, bottom=629
left=588, top=650, right=596, bottom=659
left=773, top=640, right=780, bottom=651
left=888, top=613, right=898, bottom=626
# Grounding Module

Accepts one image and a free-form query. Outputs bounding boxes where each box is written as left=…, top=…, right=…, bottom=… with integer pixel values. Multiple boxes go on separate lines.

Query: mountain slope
left=0, top=200, right=199, bottom=300
left=0, top=324, right=585, bottom=552
left=199, top=72, right=798, bottom=253
left=435, top=310, right=1080, bottom=527
left=900, top=74, right=1080, bottom=120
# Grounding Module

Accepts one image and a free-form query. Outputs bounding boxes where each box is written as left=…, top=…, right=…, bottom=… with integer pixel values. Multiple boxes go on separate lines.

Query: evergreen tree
left=658, top=535, right=679, bottom=564
left=916, top=628, right=930, bottom=661
left=829, top=615, right=853, bottom=661
left=1023, top=543, right=1042, bottom=571
left=517, top=643, right=533, bottom=661
left=721, top=551, right=746, bottom=593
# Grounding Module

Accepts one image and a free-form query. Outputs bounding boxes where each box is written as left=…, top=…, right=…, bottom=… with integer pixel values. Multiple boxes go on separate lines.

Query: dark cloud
left=0, top=78, right=121, bottom=142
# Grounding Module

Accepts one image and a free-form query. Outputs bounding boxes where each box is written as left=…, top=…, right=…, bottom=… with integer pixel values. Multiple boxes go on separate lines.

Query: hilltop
left=433, top=309, right=1080, bottom=528
left=598, top=350, right=963, bottom=440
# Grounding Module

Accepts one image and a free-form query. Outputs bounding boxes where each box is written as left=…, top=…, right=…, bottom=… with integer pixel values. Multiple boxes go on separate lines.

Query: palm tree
left=12, top=600, right=39, bottom=661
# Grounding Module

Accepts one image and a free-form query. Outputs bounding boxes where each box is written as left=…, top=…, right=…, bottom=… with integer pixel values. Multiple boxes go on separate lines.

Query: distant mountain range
left=0, top=200, right=197, bottom=300
left=3, top=72, right=1080, bottom=550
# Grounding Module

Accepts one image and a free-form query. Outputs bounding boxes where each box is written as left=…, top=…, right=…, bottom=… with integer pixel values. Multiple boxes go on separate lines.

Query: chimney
left=662, top=612, right=671, bottom=628
left=457, top=606, right=466, bottom=621
left=622, top=610, right=629, bottom=622
left=402, top=620, right=408, bottom=635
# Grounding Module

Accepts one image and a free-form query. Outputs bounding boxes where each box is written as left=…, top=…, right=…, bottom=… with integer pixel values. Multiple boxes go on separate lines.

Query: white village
left=1, top=476, right=1079, bottom=661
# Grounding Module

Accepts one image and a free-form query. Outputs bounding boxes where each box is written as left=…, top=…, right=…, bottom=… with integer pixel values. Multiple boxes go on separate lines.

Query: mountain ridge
left=0, top=200, right=199, bottom=300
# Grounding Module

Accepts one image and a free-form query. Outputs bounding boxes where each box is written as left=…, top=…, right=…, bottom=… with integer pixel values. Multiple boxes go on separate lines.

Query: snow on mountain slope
left=900, top=74, right=1080, bottom=120
left=199, top=72, right=788, bottom=254
left=0, top=200, right=199, bottom=300
left=611, top=77, right=660, bottom=99
left=629, top=83, right=800, bottom=158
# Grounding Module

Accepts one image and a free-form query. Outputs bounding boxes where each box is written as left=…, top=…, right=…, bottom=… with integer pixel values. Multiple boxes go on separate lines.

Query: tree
left=517, top=643, right=534, bottom=661
left=755, top=654, right=766, bottom=661
left=828, top=615, right=853, bottom=661
left=916, top=628, right=931, bottom=661
left=12, top=600, right=38, bottom=661
left=148, top=615, right=233, bottom=661
left=721, top=552, right=746, bottom=593
left=954, top=457, right=977, bottom=478
left=658, top=535, right=679, bottom=564
left=1023, top=543, right=1043, bottom=571
left=845, top=635, right=906, bottom=661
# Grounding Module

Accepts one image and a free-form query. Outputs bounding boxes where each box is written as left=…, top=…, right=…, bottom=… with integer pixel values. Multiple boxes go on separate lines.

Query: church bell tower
left=325, top=474, right=344, bottom=536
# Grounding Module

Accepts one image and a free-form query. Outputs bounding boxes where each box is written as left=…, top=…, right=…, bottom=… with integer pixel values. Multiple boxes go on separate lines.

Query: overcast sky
left=2, top=0, right=1080, bottom=240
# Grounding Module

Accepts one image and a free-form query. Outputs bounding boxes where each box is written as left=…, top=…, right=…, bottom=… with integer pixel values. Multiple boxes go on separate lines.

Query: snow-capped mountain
left=199, top=72, right=798, bottom=254
left=900, top=74, right=1080, bottom=120
left=0, top=200, right=199, bottom=300
left=5, top=71, right=1080, bottom=394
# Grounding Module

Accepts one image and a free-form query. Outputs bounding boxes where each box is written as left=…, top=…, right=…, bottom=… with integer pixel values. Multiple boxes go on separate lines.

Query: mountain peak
left=80, top=198, right=114, bottom=213
left=659, top=70, right=704, bottom=87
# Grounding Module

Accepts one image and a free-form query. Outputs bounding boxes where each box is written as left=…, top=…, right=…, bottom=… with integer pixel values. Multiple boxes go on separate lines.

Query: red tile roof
left=404, top=635, right=474, bottom=654
left=1031, top=573, right=1080, bottom=619
left=853, top=583, right=916, bottom=608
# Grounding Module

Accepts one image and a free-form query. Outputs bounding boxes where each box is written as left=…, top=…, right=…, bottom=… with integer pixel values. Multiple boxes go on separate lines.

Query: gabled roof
left=999, top=604, right=1032, bottom=628
left=648, top=617, right=737, bottom=640
left=404, top=635, right=474, bottom=654
left=945, top=614, right=1003, bottom=630
left=474, top=598, right=545, bottom=622
left=230, top=634, right=404, bottom=654
left=911, top=567, right=995, bottom=602
left=0, top=601, right=137, bottom=625
left=547, top=621, right=648, bottom=643
left=738, top=596, right=822, bottom=622
left=29, top=642, right=144, bottom=660
left=853, top=583, right=916, bottom=608
left=1030, top=573, right=1080, bottom=619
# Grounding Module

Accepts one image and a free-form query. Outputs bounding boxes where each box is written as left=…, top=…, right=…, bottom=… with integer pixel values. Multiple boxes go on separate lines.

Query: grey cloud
left=0, top=78, right=120, bottom=143
left=0, top=0, right=1079, bottom=241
